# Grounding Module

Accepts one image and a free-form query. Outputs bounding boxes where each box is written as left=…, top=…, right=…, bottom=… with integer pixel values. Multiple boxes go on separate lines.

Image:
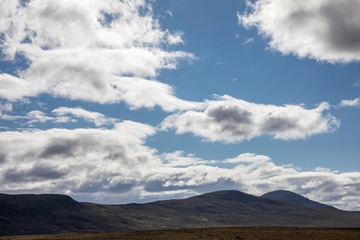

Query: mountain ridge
left=0, top=190, right=359, bottom=236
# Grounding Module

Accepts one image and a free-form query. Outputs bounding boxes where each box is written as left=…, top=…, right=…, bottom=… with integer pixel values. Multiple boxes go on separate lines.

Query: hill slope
left=0, top=190, right=359, bottom=236
left=261, top=190, right=334, bottom=209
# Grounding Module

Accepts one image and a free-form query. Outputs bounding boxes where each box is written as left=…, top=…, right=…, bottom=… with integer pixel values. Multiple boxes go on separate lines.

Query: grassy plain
left=1, top=227, right=360, bottom=240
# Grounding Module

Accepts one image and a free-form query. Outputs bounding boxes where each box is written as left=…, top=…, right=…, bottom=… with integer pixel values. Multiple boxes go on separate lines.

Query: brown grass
left=1, top=227, right=360, bottom=240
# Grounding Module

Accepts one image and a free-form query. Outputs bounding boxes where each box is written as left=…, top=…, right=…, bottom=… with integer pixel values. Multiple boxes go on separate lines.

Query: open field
left=1, top=227, right=360, bottom=240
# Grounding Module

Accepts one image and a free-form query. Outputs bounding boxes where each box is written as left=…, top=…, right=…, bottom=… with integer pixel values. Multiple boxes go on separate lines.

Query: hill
left=0, top=190, right=359, bottom=236
left=261, top=190, right=334, bottom=209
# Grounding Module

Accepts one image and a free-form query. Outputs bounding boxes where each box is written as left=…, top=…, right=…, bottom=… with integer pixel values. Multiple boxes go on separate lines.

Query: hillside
left=261, top=190, right=335, bottom=209
left=0, top=190, right=359, bottom=236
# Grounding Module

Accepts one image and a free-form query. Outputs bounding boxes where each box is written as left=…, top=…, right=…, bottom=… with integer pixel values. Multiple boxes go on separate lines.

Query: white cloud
left=1, top=110, right=57, bottom=125
left=165, top=10, right=173, bottom=18
left=112, top=76, right=201, bottom=111
left=0, top=120, right=159, bottom=197
left=224, top=153, right=270, bottom=163
left=161, top=95, right=340, bottom=143
left=0, top=102, right=12, bottom=114
left=0, top=74, right=32, bottom=102
left=161, top=151, right=217, bottom=167
left=0, top=124, right=359, bottom=210
left=1, top=107, right=118, bottom=127
left=243, top=38, right=254, bottom=45
left=52, top=107, right=118, bottom=126
left=0, top=0, right=197, bottom=111
left=239, top=0, right=360, bottom=63
left=25, top=110, right=55, bottom=125
left=167, top=31, right=184, bottom=45
left=339, top=98, right=360, bottom=107
left=354, top=81, right=360, bottom=87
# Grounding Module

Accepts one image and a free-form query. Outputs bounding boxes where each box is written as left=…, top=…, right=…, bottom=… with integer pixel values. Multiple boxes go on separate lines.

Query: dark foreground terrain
left=1, top=227, right=360, bottom=240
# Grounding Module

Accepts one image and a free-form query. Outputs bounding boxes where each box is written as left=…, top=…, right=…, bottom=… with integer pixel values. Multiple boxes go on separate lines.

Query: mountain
left=261, top=190, right=334, bottom=209
left=0, top=190, right=360, bottom=236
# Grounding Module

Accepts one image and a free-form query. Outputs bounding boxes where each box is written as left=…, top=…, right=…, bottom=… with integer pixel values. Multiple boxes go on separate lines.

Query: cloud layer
left=0, top=0, right=197, bottom=111
left=0, top=124, right=359, bottom=210
left=0, top=121, right=159, bottom=201
left=239, top=0, right=360, bottom=63
left=161, top=95, right=340, bottom=143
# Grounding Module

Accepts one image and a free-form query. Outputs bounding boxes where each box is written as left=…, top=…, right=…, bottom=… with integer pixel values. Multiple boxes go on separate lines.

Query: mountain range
left=1, top=190, right=359, bottom=236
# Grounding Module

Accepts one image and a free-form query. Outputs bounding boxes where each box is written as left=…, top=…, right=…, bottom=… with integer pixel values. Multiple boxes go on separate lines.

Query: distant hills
left=1, top=190, right=359, bottom=236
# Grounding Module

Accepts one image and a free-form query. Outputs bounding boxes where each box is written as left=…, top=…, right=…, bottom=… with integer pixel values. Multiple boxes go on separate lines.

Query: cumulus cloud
left=161, top=95, right=340, bottom=143
left=238, top=0, right=360, bottom=63
left=52, top=107, right=118, bottom=126
left=339, top=97, right=360, bottom=107
left=0, top=0, right=197, bottom=111
left=0, top=124, right=359, bottom=210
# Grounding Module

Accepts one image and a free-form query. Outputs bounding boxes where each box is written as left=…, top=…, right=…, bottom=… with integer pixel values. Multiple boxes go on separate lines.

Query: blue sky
left=152, top=0, right=360, bottom=172
left=0, top=0, right=359, bottom=210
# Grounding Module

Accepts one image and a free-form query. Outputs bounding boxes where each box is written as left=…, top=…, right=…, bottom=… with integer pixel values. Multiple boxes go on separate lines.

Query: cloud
left=243, top=38, right=254, bottom=45
left=52, top=107, right=118, bottom=126
left=339, top=98, right=360, bottom=107
left=0, top=120, right=159, bottom=194
left=1, top=107, right=119, bottom=127
left=165, top=10, right=173, bottom=18
left=354, top=81, right=360, bottom=87
left=161, top=95, right=340, bottom=143
left=4, top=165, right=68, bottom=183
left=1, top=110, right=58, bottom=125
left=224, top=153, right=270, bottom=163
left=0, top=102, right=12, bottom=114
left=0, top=124, right=359, bottom=210
left=112, top=76, right=201, bottom=111
left=0, top=0, right=197, bottom=111
left=238, top=0, right=360, bottom=63
left=26, top=110, right=57, bottom=125
left=131, top=151, right=360, bottom=211
left=161, top=151, right=217, bottom=167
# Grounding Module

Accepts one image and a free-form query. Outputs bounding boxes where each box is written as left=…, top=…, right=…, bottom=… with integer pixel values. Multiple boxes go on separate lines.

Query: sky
left=0, top=0, right=359, bottom=210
